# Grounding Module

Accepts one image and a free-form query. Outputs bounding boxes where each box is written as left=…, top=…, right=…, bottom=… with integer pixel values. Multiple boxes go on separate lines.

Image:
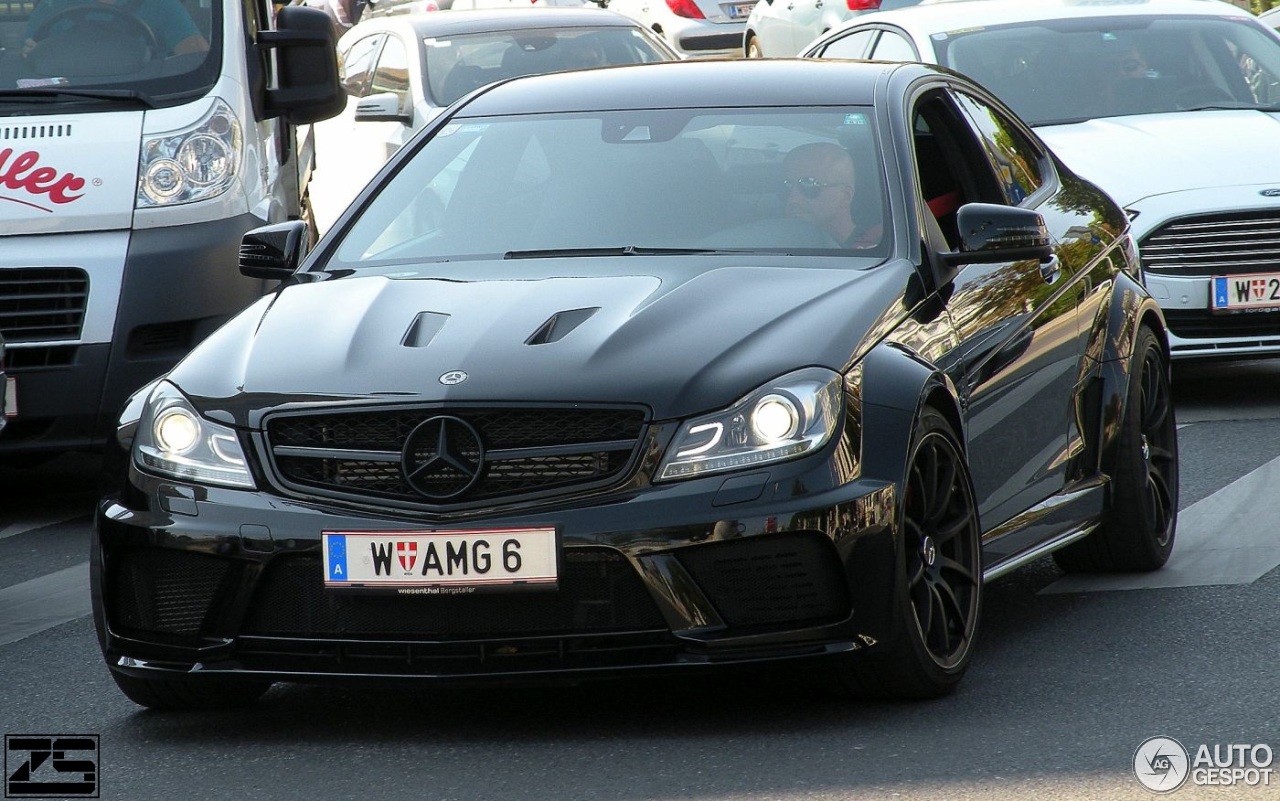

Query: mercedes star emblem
left=439, top=370, right=468, bottom=385
left=401, top=415, right=484, bottom=499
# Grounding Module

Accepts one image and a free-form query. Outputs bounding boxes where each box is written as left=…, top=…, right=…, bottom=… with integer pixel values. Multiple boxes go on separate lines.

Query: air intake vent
left=0, top=267, right=88, bottom=342
left=0, top=123, right=74, bottom=141
left=526, top=307, right=599, bottom=345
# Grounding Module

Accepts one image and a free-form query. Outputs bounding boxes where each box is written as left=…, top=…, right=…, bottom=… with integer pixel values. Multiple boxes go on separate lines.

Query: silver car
left=606, top=0, right=755, bottom=57
left=805, top=0, right=1280, bottom=360
left=743, top=0, right=921, bottom=58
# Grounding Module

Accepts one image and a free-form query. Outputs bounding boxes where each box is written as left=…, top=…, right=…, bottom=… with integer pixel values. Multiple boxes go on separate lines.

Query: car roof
left=455, top=58, right=928, bottom=116
left=358, top=7, right=647, bottom=37
left=839, top=0, right=1257, bottom=32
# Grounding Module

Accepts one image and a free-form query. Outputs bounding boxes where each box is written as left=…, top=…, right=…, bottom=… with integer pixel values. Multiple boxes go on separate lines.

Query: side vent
left=401, top=311, right=449, bottom=348
left=525, top=307, right=599, bottom=346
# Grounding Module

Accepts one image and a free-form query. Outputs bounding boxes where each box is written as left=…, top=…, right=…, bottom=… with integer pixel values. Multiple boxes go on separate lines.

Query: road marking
left=0, top=562, right=91, bottom=647
left=1042, top=452, right=1280, bottom=593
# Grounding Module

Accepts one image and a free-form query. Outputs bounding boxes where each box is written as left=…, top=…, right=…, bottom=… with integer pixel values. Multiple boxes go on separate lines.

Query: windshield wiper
left=504, top=246, right=739, bottom=259
left=0, top=88, right=155, bottom=108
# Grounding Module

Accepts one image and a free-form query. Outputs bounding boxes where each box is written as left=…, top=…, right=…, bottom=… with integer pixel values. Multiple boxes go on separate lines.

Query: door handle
left=1039, top=255, right=1061, bottom=285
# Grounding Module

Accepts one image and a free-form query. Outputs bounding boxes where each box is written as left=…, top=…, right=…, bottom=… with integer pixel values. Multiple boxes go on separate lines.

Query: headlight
left=656, top=367, right=843, bottom=481
left=133, top=381, right=255, bottom=489
left=137, top=99, right=242, bottom=208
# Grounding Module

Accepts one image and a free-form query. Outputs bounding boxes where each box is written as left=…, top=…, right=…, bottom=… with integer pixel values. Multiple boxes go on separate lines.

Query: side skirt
left=981, top=476, right=1108, bottom=582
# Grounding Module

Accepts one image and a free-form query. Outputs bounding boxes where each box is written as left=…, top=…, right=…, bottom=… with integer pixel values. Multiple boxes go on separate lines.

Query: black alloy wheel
left=1054, top=325, right=1178, bottom=573
left=902, top=415, right=982, bottom=672
left=837, top=407, right=982, bottom=699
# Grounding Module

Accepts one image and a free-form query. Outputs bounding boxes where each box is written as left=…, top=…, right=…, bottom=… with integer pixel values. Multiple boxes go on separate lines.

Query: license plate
left=727, top=1, right=754, bottom=18
left=1212, top=273, right=1280, bottom=310
left=3, top=376, right=14, bottom=418
left=323, top=528, right=558, bottom=594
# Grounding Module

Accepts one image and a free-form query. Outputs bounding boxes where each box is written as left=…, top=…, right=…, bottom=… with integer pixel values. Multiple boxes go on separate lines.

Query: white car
left=803, top=0, right=1280, bottom=361
left=605, top=0, right=754, bottom=57
left=310, top=9, right=679, bottom=232
left=743, top=0, right=922, bottom=59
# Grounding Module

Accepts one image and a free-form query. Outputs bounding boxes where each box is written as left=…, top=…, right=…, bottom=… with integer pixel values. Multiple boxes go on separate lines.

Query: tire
left=836, top=407, right=983, bottom=700
left=109, top=670, right=272, bottom=711
left=1053, top=326, right=1177, bottom=573
left=745, top=34, right=762, bottom=59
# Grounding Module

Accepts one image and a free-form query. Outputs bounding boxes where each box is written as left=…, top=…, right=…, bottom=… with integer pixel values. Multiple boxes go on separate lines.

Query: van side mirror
left=260, top=6, right=346, bottom=125
left=240, top=221, right=308, bottom=280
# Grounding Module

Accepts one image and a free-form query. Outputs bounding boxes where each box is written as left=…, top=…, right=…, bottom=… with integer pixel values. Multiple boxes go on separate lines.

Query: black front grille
left=264, top=406, right=647, bottom=507
left=1141, top=211, right=1280, bottom=277
left=0, top=267, right=88, bottom=342
left=109, top=549, right=232, bottom=638
left=241, top=548, right=667, bottom=638
left=1162, top=308, right=1280, bottom=341
left=676, top=532, right=849, bottom=631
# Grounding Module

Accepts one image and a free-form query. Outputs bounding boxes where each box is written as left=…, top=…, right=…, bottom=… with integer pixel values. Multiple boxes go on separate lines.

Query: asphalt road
left=1, top=359, right=1279, bottom=801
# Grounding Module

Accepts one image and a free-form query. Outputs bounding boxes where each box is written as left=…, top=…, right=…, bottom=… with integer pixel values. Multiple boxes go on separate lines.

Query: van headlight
left=656, top=367, right=842, bottom=481
left=138, top=99, right=242, bottom=207
left=133, top=381, right=255, bottom=489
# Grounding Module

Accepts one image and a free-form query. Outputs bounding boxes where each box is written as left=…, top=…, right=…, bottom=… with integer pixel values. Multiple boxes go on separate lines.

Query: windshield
left=0, top=0, right=219, bottom=104
left=934, top=15, right=1280, bottom=125
left=331, top=107, right=890, bottom=268
left=425, top=27, right=673, bottom=107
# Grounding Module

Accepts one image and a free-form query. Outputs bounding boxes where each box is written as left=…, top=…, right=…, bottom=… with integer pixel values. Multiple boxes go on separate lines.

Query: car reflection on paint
left=92, top=58, right=1178, bottom=710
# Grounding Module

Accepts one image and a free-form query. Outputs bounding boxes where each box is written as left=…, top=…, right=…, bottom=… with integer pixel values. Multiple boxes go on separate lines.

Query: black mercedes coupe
left=92, top=58, right=1179, bottom=709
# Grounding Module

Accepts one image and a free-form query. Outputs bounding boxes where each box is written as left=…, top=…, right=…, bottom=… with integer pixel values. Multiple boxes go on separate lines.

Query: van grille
left=0, top=267, right=88, bottom=342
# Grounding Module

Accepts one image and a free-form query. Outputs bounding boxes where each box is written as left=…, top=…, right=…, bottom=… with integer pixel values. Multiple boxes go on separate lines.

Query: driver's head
left=781, top=142, right=856, bottom=240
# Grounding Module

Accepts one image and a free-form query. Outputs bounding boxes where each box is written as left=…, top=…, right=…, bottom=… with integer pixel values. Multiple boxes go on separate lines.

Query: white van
left=0, top=0, right=342, bottom=459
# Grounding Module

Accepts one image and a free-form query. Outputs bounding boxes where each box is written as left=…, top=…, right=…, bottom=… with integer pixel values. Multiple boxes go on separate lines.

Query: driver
left=22, top=0, right=210, bottom=58
left=781, top=142, right=880, bottom=249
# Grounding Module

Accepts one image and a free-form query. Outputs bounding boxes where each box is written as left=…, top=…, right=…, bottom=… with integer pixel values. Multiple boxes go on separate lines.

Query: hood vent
left=401, top=312, right=449, bottom=348
left=525, top=307, right=599, bottom=346
left=2, top=123, right=74, bottom=142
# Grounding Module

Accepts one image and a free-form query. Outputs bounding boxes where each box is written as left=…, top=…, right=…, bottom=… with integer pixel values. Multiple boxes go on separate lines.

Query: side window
left=816, top=29, right=875, bottom=60
left=951, top=90, right=1045, bottom=205
left=868, top=31, right=917, bottom=62
left=370, top=35, right=411, bottom=115
left=341, top=34, right=384, bottom=97
left=911, top=89, right=1004, bottom=249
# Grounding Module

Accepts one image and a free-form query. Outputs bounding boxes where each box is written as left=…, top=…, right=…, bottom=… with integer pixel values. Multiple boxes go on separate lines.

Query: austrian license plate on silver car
left=727, top=1, right=754, bottom=18
left=323, top=528, right=558, bottom=593
left=1212, top=273, right=1280, bottom=310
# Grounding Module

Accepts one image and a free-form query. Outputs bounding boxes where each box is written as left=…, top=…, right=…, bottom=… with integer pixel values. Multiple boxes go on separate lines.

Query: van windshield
left=0, top=0, right=220, bottom=106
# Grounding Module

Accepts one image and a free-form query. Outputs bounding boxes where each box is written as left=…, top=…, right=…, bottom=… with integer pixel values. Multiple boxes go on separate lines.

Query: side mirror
left=240, top=221, right=309, bottom=280
left=355, top=92, right=413, bottom=125
left=944, top=203, right=1053, bottom=266
left=261, top=6, right=346, bottom=125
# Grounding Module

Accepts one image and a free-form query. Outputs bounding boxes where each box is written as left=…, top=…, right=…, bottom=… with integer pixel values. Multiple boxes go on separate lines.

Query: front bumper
left=93, top=453, right=899, bottom=685
left=1143, top=274, right=1280, bottom=360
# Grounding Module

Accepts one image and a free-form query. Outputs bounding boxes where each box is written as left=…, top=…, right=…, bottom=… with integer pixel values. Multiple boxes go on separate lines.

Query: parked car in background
left=805, top=0, right=1280, bottom=361
left=94, top=58, right=1177, bottom=711
left=744, top=0, right=921, bottom=59
left=309, top=8, right=679, bottom=231
left=606, top=0, right=753, bottom=57
left=1260, top=6, right=1280, bottom=29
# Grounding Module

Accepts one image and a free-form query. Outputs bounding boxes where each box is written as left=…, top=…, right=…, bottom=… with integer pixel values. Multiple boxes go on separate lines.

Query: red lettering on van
left=0, top=148, right=87, bottom=204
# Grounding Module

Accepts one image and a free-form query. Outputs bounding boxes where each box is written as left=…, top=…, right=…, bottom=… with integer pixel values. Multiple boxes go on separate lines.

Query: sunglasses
left=781, top=177, right=845, bottom=199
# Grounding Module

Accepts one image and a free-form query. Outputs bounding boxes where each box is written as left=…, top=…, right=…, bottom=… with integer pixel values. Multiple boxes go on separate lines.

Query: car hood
left=1038, top=110, right=1280, bottom=206
left=174, top=260, right=906, bottom=424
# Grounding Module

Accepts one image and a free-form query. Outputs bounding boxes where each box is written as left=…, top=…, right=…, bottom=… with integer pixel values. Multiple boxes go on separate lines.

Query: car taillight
left=666, top=0, right=706, bottom=19
left=423, top=0, right=440, bottom=9
left=846, top=0, right=880, bottom=9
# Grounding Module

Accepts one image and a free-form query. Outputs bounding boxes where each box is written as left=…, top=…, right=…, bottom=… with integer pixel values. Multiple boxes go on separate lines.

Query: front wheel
left=1054, top=326, right=1177, bottom=573
left=745, top=34, right=763, bottom=59
left=835, top=407, right=983, bottom=699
